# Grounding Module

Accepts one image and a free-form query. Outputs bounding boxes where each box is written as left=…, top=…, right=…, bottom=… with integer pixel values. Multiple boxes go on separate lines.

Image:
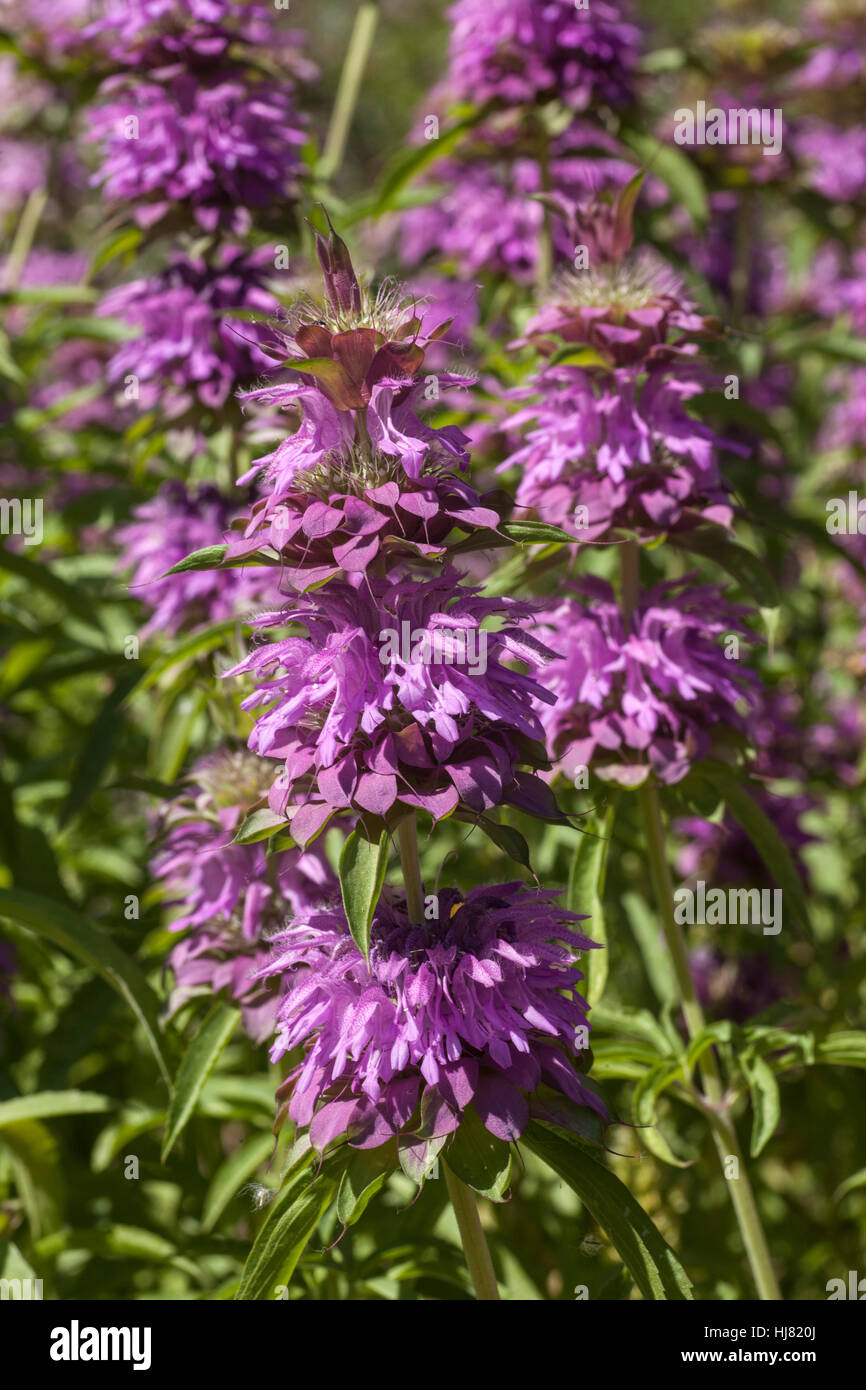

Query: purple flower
left=400, top=126, right=634, bottom=283
left=822, top=367, right=866, bottom=451
left=117, top=481, right=276, bottom=637
left=533, top=577, right=759, bottom=786
left=795, top=0, right=866, bottom=92
left=229, top=379, right=503, bottom=588
left=100, top=247, right=279, bottom=417
left=442, top=0, right=640, bottom=112
left=225, top=570, right=561, bottom=836
left=690, top=946, right=790, bottom=1025
left=227, top=221, right=503, bottom=584
left=501, top=364, right=734, bottom=542
left=670, top=191, right=789, bottom=319
left=406, top=273, right=480, bottom=370
left=795, top=120, right=866, bottom=202
left=87, top=70, right=305, bottom=232
left=154, top=749, right=337, bottom=1040
left=86, top=0, right=314, bottom=70
left=520, top=250, right=717, bottom=368
left=259, top=883, right=606, bottom=1160
left=0, top=139, right=47, bottom=215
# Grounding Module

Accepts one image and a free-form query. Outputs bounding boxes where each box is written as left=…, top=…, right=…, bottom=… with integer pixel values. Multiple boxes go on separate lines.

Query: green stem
left=620, top=539, right=640, bottom=628
left=319, top=2, right=380, bottom=183
left=443, top=1163, right=500, bottom=1300
left=397, top=813, right=425, bottom=925
left=635, top=779, right=781, bottom=1300
left=3, top=189, right=47, bottom=291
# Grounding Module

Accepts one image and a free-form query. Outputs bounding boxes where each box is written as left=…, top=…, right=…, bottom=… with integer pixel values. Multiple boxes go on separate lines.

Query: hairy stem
left=443, top=1163, right=500, bottom=1300
left=320, top=2, right=380, bottom=182
left=397, top=813, right=425, bottom=925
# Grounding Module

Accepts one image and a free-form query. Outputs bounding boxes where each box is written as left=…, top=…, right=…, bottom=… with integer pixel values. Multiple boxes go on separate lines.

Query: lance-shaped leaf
left=522, top=1122, right=693, bottom=1300
left=696, top=767, right=812, bottom=933
left=0, top=889, right=170, bottom=1086
left=235, top=1144, right=350, bottom=1300
left=162, top=1003, right=239, bottom=1160
left=339, top=827, right=390, bottom=963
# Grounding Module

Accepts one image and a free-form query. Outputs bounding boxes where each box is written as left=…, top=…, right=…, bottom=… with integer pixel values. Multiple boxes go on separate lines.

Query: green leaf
left=0, top=888, right=170, bottom=1086
left=686, top=1022, right=735, bottom=1075
left=0, top=547, right=104, bottom=628
left=834, top=1167, right=866, bottom=1203
left=816, top=1031, right=866, bottom=1069
left=500, top=520, right=576, bottom=545
left=163, top=544, right=229, bottom=575
left=338, top=827, right=390, bottom=964
left=633, top=1063, right=693, bottom=1167
left=60, top=671, right=137, bottom=826
left=398, top=1132, right=446, bottom=1185
left=231, top=807, right=289, bottom=845
left=0, top=1091, right=113, bottom=1126
left=90, top=225, right=143, bottom=275
left=522, top=1122, right=693, bottom=1300
left=445, top=1107, right=512, bottom=1201
left=591, top=1002, right=673, bottom=1057
left=697, top=768, right=812, bottom=934
left=620, top=129, right=708, bottom=226
left=0, top=1119, right=64, bottom=1239
left=202, top=1131, right=275, bottom=1233
left=127, top=618, right=239, bottom=697
left=467, top=814, right=533, bottom=871
left=336, top=1143, right=396, bottom=1227
left=162, top=1003, right=239, bottom=1160
left=91, top=1110, right=166, bottom=1173
left=669, top=529, right=779, bottom=608
left=370, top=106, right=492, bottom=214
left=528, top=1085, right=607, bottom=1146
left=149, top=686, right=208, bottom=783
left=567, top=801, right=616, bottom=1007
left=547, top=345, right=611, bottom=370
left=235, top=1145, right=349, bottom=1300
left=741, top=1055, right=781, bottom=1157
left=622, top=891, right=678, bottom=1007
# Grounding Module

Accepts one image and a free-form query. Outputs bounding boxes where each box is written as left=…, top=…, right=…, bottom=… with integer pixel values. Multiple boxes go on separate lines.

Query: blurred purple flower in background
left=154, top=749, right=336, bottom=1040
left=117, top=481, right=277, bottom=636
left=100, top=247, right=279, bottom=416
left=440, top=0, right=640, bottom=112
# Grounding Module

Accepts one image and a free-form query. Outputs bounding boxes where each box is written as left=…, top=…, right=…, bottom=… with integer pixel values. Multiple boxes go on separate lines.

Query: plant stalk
left=319, top=2, right=379, bottom=183
left=619, top=544, right=779, bottom=1296
left=443, top=1163, right=500, bottom=1300
left=397, top=813, right=425, bottom=925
